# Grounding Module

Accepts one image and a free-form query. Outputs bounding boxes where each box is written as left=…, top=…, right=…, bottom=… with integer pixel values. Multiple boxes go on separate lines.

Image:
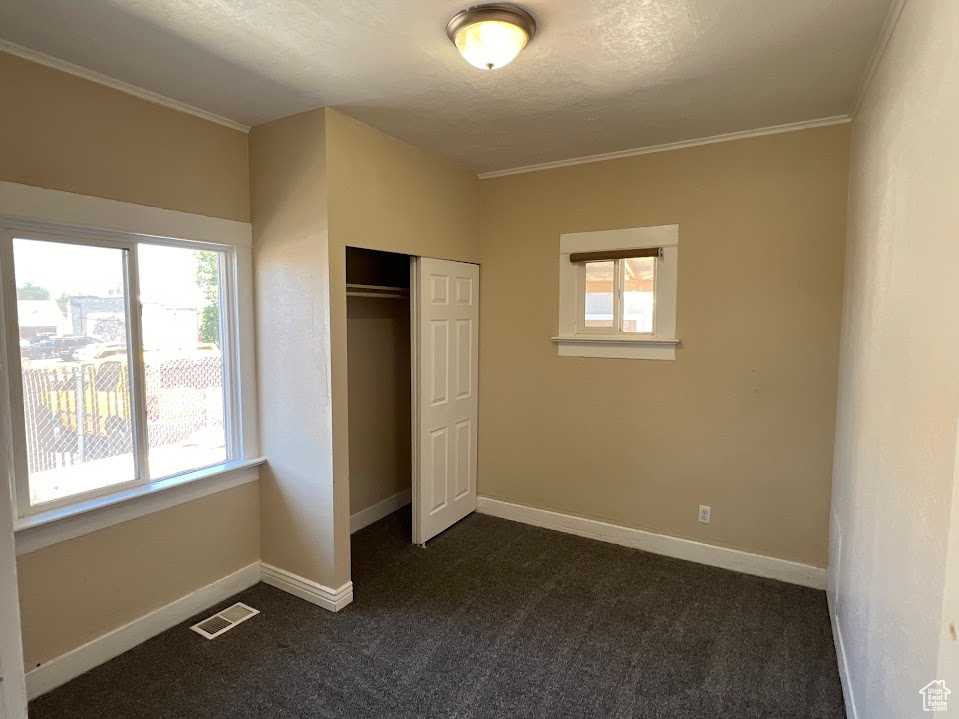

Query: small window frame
left=0, top=220, right=242, bottom=518
left=555, top=224, right=680, bottom=360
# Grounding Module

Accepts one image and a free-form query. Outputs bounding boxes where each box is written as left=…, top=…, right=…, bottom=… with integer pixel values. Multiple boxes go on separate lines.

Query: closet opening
left=346, top=246, right=480, bottom=548
left=346, top=247, right=413, bottom=536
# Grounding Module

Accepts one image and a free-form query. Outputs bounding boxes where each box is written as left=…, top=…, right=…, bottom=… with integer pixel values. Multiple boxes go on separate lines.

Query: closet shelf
left=346, top=283, right=410, bottom=299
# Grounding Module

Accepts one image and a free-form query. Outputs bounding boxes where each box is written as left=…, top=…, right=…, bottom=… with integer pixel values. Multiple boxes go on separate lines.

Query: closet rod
left=346, top=283, right=410, bottom=299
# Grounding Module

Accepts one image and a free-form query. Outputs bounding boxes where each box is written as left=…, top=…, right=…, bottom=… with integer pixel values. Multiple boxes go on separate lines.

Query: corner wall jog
left=24, top=561, right=355, bottom=700
left=260, top=564, right=354, bottom=612
left=25, top=562, right=261, bottom=699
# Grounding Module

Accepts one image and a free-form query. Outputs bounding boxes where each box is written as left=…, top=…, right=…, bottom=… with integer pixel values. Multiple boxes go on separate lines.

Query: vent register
left=190, top=602, right=259, bottom=639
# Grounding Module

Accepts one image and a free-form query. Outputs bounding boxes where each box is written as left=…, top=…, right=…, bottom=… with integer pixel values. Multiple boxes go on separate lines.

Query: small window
left=4, top=229, right=240, bottom=514
left=583, top=260, right=615, bottom=329
left=579, top=256, right=657, bottom=334
left=622, top=256, right=655, bottom=333
left=556, top=225, right=679, bottom=360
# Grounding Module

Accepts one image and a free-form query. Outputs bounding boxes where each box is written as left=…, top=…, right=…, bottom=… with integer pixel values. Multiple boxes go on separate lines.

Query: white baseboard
left=25, top=561, right=354, bottom=700
left=350, top=488, right=411, bottom=534
left=476, top=497, right=826, bottom=590
left=25, top=561, right=261, bottom=700
left=260, top=563, right=353, bottom=612
left=827, top=586, right=858, bottom=718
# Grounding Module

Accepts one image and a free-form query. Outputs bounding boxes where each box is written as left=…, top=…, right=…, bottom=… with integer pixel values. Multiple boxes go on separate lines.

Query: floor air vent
left=191, top=602, right=259, bottom=640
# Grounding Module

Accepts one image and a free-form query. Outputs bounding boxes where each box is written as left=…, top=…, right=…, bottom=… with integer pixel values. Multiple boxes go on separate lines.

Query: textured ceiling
left=0, top=0, right=891, bottom=174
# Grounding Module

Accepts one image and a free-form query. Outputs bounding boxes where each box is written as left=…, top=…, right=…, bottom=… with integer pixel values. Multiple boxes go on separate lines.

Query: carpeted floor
left=30, top=509, right=845, bottom=718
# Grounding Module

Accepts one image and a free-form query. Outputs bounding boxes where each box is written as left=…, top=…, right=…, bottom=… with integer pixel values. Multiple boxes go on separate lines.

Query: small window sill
left=14, top=457, right=266, bottom=556
left=551, top=335, right=680, bottom=360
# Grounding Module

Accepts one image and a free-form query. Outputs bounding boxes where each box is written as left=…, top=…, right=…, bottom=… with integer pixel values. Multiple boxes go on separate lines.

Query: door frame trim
left=0, top=234, right=27, bottom=718
left=410, top=257, right=423, bottom=544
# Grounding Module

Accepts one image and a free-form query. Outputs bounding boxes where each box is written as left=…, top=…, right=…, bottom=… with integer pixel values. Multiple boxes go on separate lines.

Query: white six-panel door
left=412, top=258, right=479, bottom=544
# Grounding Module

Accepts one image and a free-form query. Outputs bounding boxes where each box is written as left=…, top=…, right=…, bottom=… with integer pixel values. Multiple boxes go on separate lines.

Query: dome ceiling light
left=446, top=4, right=537, bottom=71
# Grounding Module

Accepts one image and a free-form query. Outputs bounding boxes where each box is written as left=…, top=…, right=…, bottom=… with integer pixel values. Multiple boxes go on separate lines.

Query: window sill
left=551, top=335, right=680, bottom=360
left=14, top=457, right=266, bottom=556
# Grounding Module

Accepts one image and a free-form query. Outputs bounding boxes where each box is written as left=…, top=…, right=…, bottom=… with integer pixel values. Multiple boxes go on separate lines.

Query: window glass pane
left=13, top=238, right=135, bottom=506
left=138, top=245, right=227, bottom=477
left=584, top=260, right=614, bottom=328
left=623, top=257, right=655, bottom=333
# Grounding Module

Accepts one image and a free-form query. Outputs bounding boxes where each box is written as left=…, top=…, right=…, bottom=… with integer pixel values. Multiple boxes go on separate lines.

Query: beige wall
left=2, top=45, right=859, bottom=683
left=3, top=53, right=258, bottom=670
left=0, top=52, right=249, bottom=222
left=347, top=296, right=411, bottom=515
left=830, top=1, right=959, bottom=715
left=324, top=110, right=481, bottom=263
left=250, top=109, right=337, bottom=585
left=18, top=484, right=259, bottom=668
left=250, top=109, right=478, bottom=588
left=478, top=124, right=850, bottom=568
left=325, top=109, right=480, bottom=583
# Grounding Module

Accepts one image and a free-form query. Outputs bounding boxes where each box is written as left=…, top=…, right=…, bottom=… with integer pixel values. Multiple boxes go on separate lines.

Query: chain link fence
left=21, top=357, right=223, bottom=475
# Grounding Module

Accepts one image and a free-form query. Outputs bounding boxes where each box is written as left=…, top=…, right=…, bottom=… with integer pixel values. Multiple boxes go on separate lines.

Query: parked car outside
left=74, top=342, right=128, bottom=363
left=55, top=336, right=99, bottom=361
left=23, top=337, right=56, bottom=359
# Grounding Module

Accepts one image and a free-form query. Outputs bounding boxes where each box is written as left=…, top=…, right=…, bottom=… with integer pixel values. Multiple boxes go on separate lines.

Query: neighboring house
left=67, top=295, right=200, bottom=346
left=67, top=295, right=125, bottom=339
left=16, top=300, right=68, bottom=339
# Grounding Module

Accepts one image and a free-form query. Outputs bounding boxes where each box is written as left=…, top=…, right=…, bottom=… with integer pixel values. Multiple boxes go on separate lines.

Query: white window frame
left=0, top=181, right=262, bottom=546
left=1, top=224, right=240, bottom=518
left=554, top=224, right=680, bottom=360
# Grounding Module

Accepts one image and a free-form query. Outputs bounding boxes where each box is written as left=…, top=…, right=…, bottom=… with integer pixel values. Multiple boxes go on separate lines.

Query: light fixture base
left=446, top=4, right=537, bottom=45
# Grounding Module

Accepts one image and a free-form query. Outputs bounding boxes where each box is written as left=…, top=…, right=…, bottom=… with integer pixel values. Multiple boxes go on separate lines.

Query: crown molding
left=850, top=0, right=908, bottom=118
left=0, top=40, right=250, bottom=133
left=477, top=115, right=852, bottom=179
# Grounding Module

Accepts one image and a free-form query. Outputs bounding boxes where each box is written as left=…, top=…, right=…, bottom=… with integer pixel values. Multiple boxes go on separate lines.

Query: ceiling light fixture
left=446, top=4, right=537, bottom=71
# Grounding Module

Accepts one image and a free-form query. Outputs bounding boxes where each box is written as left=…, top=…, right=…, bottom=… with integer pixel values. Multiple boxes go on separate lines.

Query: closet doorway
left=346, top=247, right=479, bottom=546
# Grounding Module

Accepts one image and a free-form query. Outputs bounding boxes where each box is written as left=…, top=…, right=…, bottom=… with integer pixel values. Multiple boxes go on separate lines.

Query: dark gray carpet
left=30, top=510, right=845, bottom=718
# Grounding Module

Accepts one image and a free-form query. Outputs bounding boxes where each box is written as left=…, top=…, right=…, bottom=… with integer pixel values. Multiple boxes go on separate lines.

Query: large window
left=3, top=228, right=238, bottom=514
left=139, top=244, right=227, bottom=479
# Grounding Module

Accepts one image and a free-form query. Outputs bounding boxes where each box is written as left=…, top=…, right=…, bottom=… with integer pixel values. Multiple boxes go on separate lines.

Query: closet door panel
left=413, top=258, right=479, bottom=544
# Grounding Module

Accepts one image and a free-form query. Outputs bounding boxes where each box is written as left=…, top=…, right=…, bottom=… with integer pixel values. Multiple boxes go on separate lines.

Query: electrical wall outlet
left=698, top=505, right=711, bottom=524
